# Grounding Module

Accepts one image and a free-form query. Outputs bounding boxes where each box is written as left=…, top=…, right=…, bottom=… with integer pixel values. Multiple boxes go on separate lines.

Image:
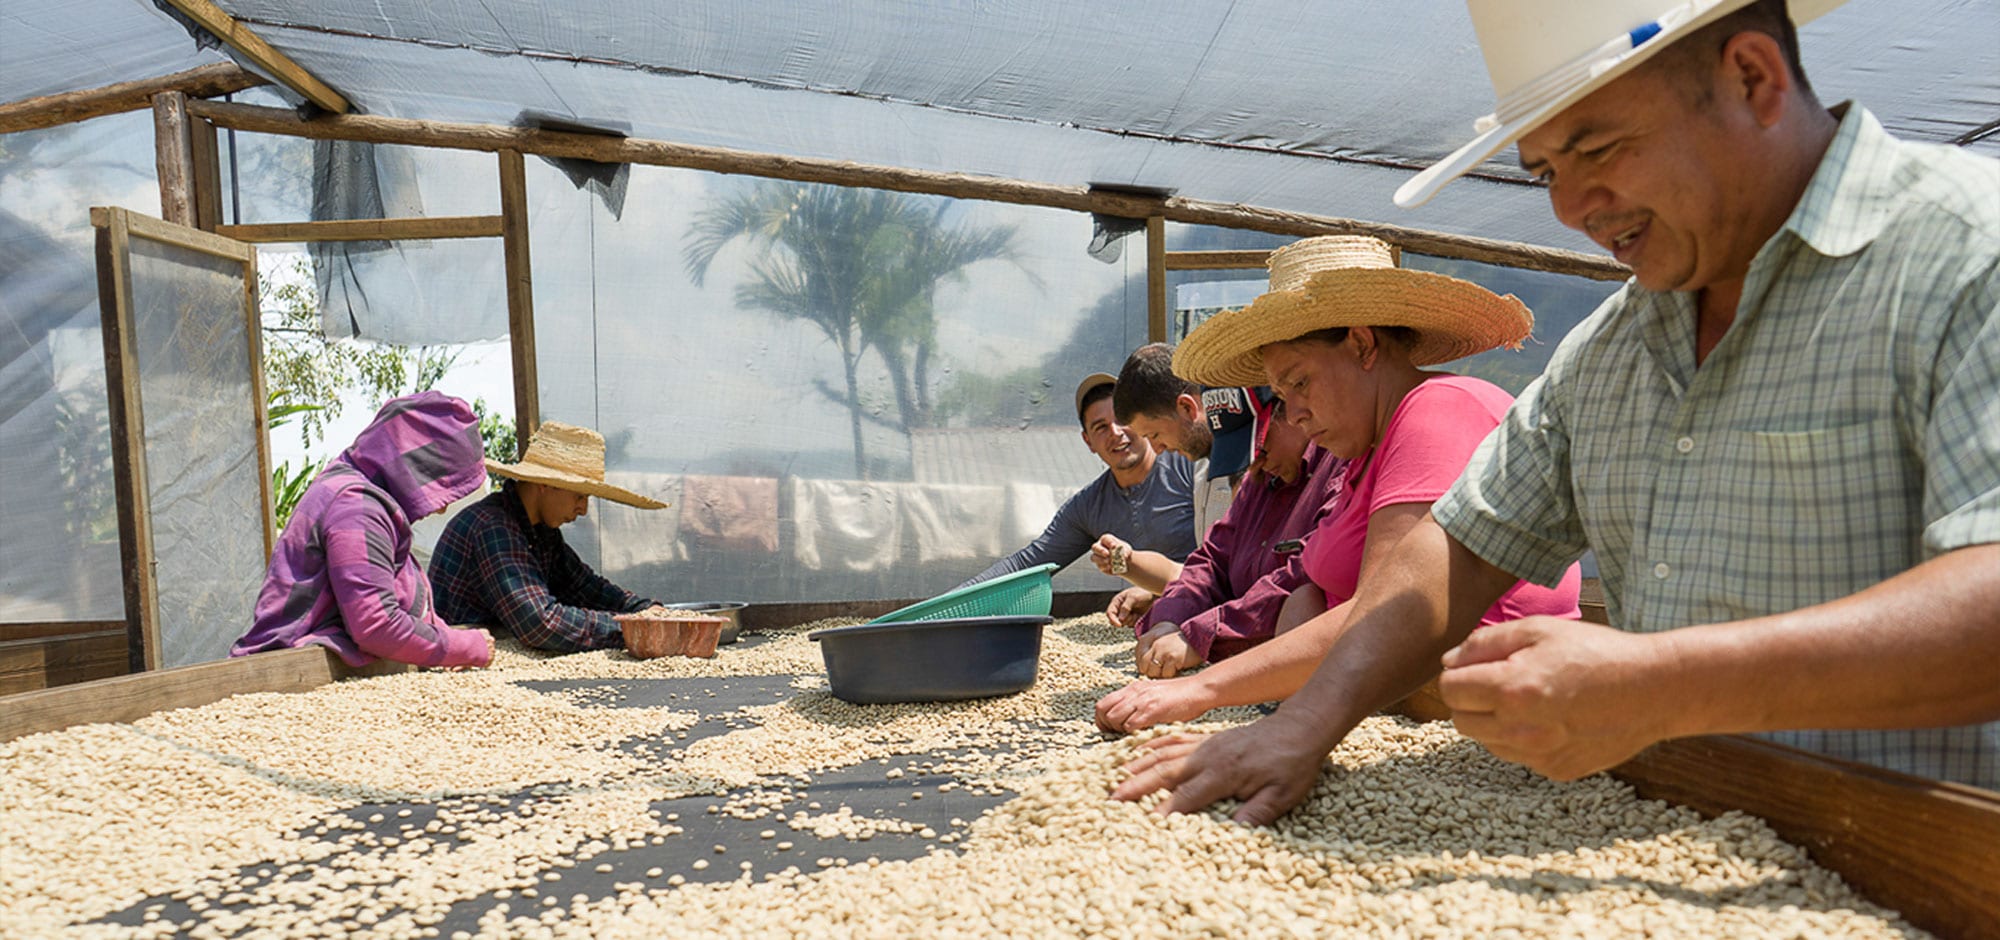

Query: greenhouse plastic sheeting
left=219, top=107, right=512, bottom=344
left=0, top=0, right=224, bottom=104
left=2, top=0, right=1992, bottom=614
left=0, top=113, right=159, bottom=623
left=514, top=160, right=1615, bottom=606
left=5, top=1, right=1993, bottom=256
left=529, top=160, right=1161, bottom=603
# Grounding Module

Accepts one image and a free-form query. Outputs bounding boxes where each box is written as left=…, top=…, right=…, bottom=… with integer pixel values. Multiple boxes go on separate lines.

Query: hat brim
left=1073, top=372, right=1118, bottom=422
left=486, top=459, right=668, bottom=509
left=1172, top=268, right=1533, bottom=388
left=1394, top=0, right=1845, bottom=209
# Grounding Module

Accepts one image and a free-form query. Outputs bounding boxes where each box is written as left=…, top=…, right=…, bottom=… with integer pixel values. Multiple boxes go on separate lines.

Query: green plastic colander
left=868, top=563, right=1057, bottom=623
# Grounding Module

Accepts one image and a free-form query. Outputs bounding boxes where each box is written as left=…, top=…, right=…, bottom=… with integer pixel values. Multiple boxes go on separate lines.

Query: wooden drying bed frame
left=2, top=594, right=1994, bottom=938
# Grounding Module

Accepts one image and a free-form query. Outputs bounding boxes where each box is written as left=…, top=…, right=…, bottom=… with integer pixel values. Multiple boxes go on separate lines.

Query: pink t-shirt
left=1301, top=375, right=1581, bottom=622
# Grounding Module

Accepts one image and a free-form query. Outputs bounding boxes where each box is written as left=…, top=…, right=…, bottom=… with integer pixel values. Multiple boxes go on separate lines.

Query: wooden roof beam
left=185, top=98, right=1629, bottom=282
left=157, top=0, right=349, bottom=114
left=0, top=63, right=265, bottom=135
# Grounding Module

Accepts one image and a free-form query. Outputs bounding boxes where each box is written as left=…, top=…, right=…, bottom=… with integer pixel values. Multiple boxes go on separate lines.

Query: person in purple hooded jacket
left=232, top=391, right=495, bottom=669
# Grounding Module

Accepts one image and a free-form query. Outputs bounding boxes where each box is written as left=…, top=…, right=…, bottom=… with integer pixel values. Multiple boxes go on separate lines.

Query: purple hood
left=233, top=391, right=493, bottom=668
left=336, top=390, right=489, bottom=519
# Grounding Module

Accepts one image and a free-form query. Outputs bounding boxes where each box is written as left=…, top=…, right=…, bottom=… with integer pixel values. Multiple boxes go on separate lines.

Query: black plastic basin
left=808, top=615, right=1053, bottom=704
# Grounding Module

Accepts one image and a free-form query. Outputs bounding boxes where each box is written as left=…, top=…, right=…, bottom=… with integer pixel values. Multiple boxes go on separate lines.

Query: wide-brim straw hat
left=486, top=421, right=667, bottom=509
left=1172, top=235, right=1532, bottom=388
left=1395, top=0, right=1845, bottom=208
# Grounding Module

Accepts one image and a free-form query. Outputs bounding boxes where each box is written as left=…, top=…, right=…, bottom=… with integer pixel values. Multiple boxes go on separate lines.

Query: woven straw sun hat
left=1171, top=235, right=1533, bottom=388
left=486, top=421, right=667, bottom=509
left=1395, top=0, right=1845, bottom=208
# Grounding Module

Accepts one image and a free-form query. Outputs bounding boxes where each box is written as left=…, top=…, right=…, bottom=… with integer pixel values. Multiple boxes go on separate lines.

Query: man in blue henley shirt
left=961, top=373, right=1197, bottom=586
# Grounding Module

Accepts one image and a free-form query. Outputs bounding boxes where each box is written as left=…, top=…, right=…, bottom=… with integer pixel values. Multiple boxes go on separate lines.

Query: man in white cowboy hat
left=1118, top=0, right=2000, bottom=822
left=429, top=421, right=671, bottom=654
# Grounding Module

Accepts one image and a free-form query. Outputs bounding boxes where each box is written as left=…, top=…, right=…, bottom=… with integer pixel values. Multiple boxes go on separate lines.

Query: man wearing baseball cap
left=1111, top=343, right=1248, bottom=543
left=1086, top=384, right=1271, bottom=592
left=958, top=372, right=1198, bottom=587
left=1122, top=0, right=2000, bottom=820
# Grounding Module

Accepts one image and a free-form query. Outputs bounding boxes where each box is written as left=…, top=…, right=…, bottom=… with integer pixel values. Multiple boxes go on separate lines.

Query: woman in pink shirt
left=1097, top=236, right=1581, bottom=732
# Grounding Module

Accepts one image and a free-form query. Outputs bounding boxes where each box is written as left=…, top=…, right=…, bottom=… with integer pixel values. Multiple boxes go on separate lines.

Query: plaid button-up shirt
left=429, top=485, right=657, bottom=653
left=1433, top=105, right=2000, bottom=788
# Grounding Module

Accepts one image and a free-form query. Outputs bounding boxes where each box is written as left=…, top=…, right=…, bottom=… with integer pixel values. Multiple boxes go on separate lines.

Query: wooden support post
left=244, top=248, right=275, bottom=563
left=190, top=118, right=224, bottom=231
left=152, top=92, right=197, bottom=227
left=1146, top=216, right=1167, bottom=343
left=499, top=150, right=539, bottom=450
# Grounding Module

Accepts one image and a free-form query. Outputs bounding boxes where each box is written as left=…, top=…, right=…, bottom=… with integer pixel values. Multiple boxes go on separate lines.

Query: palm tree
left=684, top=182, right=1018, bottom=477
left=863, top=199, right=1025, bottom=431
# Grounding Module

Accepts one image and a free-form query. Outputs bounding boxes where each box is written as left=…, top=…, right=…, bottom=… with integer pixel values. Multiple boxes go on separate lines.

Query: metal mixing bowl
left=662, top=601, right=748, bottom=644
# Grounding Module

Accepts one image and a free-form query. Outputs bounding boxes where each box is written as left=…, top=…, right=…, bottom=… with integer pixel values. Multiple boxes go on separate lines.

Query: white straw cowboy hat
left=486, top=421, right=667, bottom=509
left=1172, top=236, right=1532, bottom=388
left=1395, top=0, right=1846, bottom=208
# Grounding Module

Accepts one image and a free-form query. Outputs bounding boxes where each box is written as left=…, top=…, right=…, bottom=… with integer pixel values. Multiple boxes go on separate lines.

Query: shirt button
left=1653, top=562, right=1671, bottom=580
left=1675, top=436, right=1695, bottom=454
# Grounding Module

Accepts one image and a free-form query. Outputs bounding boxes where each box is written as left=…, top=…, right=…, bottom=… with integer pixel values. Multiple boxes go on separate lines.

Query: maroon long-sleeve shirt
left=1137, top=445, right=1345, bottom=662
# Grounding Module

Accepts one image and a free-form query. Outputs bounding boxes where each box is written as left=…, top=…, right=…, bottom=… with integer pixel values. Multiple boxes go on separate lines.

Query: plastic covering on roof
left=1, top=0, right=1994, bottom=620
left=0, top=0, right=226, bottom=103
left=7, top=1, right=1996, bottom=252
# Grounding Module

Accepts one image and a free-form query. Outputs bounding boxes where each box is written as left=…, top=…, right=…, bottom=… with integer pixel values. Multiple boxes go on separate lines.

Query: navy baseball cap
left=1202, top=386, right=1276, bottom=477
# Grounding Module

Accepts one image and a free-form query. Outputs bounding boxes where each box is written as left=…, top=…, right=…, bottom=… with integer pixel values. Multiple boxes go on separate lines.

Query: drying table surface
left=0, top=619, right=1930, bottom=939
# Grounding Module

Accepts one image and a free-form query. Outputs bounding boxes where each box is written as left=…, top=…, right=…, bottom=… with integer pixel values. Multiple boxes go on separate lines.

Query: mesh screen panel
left=125, top=236, right=266, bottom=667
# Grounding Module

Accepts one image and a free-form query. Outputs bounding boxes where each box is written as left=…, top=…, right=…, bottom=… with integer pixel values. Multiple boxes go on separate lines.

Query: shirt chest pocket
left=1702, top=416, right=1923, bottom=606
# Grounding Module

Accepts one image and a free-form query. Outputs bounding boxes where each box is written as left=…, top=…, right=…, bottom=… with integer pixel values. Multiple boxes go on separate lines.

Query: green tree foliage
left=474, top=398, right=519, bottom=475
left=266, top=390, right=325, bottom=530
left=260, top=255, right=464, bottom=449
left=260, top=254, right=512, bottom=526
left=928, top=364, right=1059, bottom=431
left=684, top=182, right=1020, bottom=478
